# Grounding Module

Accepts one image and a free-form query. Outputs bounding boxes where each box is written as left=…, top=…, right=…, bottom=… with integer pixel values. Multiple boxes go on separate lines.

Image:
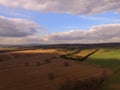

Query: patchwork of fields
left=0, top=47, right=119, bottom=90
left=58, top=47, right=120, bottom=89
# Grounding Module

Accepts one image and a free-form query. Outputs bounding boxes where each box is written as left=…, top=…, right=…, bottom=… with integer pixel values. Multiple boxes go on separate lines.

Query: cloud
left=0, top=24, right=120, bottom=45
left=79, top=15, right=120, bottom=23
left=43, top=24, right=120, bottom=44
left=0, top=36, right=44, bottom=45
left=0, top=16, right=41, bottom=37
left=0, top=0, right=120, bottom=14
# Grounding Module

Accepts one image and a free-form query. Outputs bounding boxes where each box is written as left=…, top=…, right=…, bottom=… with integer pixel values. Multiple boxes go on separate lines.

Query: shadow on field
left=86, top=58, right=120, bottom=89
left=59, top=73, right=107, bottom=90
left=86, top=58, right=120, bottom=69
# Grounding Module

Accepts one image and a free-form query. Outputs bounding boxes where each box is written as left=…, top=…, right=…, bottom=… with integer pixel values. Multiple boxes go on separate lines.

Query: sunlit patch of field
left=75, top=49, right=96, bottom=57
left=12, top=49, right=58, bottom=54
left=0, top=47, right=20, bottom=54
left=0, top=48, right=9, bottom=50
left=85, top=48, right=120, bottom=68
left=89, top=48, right=120, bottom=59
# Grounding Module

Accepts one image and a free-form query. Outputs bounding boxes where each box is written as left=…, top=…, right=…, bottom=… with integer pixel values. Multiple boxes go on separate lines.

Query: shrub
left=64, top=62, right=69, bottom=67
left=36, top=61, right=41, bottom=66
left=44, top=58, right=51, bottom=63
left=48, top=72, right=54, bottom=80
left=25, top=62, right=29, bottom=66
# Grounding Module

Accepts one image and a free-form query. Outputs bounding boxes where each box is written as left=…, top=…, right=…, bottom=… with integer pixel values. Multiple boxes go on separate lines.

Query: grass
left=86, top=59, right=120, bottom=83
left=109, top=72, right=120, bottom=84
left=89, top=48, right=120, bottom=59
left=84, top=48, right=120, bottom=89
left=86, top=59, right=120, bottom=69
left=85, top=48, right=120, bottom=69
left=59, top=47, right=120, bottom=89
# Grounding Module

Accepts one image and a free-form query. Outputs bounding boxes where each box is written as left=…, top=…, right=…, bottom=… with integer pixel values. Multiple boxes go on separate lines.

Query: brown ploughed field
left=0, top=49, right=112, bottom=90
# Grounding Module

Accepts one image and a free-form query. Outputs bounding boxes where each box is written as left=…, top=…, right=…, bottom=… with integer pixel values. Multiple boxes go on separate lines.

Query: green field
left=89, top=48, right=120, bottom=59
left=85, top=48, right=120, bottom=87
left=60, top=47, right=120, bottom=89
left=86, top=48, right=120, bottom=68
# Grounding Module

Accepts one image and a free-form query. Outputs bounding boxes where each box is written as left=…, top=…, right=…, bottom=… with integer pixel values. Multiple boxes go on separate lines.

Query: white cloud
left=79, top=15, right=120, bottom=23
left=0, top=0, right=120, bottom=14
left=43, top=24, right=120, bottom=44
left=0, top=16, right=41, bottom=37
left=0, top=24, right=120, bottom=44
left=0, top=36, right=44, bottom=45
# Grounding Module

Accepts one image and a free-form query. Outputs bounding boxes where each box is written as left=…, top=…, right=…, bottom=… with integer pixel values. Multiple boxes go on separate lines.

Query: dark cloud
left=0, top=16, right=41, bottom=37
left=0, top=24, right=120, bottom=44
left=0, top=0, right=120, bottom=14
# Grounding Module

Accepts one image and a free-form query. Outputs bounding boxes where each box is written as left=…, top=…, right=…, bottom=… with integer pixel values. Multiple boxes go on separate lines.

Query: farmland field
left=59, top=47, right=120, bottom=90
left=0, top=46, right=119, bottom=90
left=85, top=48, right=120, bottom=90
left=89, top=48, right=120, bottom=59
left=0, top=48, right=113, bottom=90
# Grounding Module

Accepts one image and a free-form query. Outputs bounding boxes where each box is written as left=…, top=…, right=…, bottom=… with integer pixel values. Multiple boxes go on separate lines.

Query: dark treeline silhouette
left=17, top=43, right=120, bottom=49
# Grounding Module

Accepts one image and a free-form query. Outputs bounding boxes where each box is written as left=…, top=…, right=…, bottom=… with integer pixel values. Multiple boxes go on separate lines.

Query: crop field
left=0, top=47, right=119, bottom=90
left=0, top=48, right=113, bottom=90
left=88, top=48, right=120, bottom=59
left=84, top=48, right=120, bottom=90
left=75, top=49, right=95, bottom=57
left=59, top=47, right=120, bottom=90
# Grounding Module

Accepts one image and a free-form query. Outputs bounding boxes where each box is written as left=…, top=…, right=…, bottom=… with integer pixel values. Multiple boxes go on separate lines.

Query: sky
left=0, top=0, right=120, bottom=45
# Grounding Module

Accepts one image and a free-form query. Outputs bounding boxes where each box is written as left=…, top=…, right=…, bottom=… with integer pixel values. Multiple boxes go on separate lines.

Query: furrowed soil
left=0, top=49, right=113, bottom=90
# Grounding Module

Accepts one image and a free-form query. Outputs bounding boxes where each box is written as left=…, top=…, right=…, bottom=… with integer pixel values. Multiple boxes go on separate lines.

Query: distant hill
left=23, top=43, right=120, bottom=49
left=0, top=43, right=120, bottom=49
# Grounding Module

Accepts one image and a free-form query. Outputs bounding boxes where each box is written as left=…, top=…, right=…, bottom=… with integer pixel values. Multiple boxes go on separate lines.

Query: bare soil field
left=0, top=49, right=113, bottom=90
